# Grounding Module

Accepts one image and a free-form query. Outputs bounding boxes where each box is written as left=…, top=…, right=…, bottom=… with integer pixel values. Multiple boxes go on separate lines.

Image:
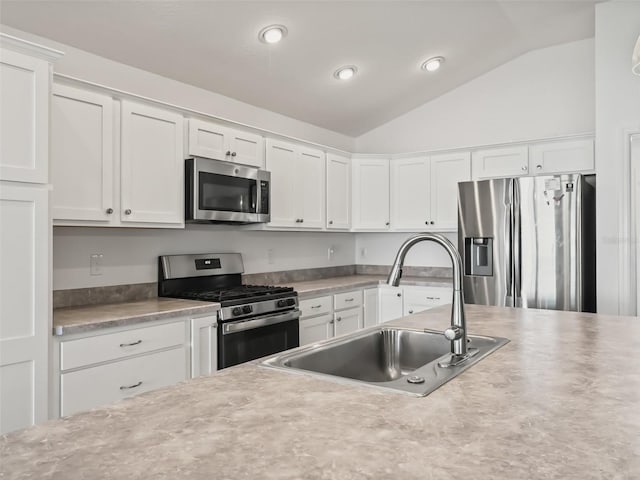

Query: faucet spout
left=387, top=233, right=468, bottom=357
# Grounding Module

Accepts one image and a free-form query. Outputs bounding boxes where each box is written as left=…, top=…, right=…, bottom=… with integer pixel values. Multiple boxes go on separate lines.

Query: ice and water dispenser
left=464, top=237, right=493, bottom=276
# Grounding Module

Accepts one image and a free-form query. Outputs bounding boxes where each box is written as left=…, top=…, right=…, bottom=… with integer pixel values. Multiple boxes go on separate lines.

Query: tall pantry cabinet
left=0, top=34, right=62, bottom=434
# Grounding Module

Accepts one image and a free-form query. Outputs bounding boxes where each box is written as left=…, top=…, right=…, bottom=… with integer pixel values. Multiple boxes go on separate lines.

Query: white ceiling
left=0, top=1, right=597, bottom=136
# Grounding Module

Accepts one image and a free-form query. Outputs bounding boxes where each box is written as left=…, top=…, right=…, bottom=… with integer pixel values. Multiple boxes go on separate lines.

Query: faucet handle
left=444, top=326, right=464, bottom=341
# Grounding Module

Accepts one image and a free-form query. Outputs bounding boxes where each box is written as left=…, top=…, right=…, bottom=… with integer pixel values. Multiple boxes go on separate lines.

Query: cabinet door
left=51, top=84, right=115, bottom=222
left=472, top=146, right=529, bottom=179
left=228, top=129, right=264, bottom=168
left=298, top=147, right=325, bottom=229
left=191, top=316, right=218, bottom=378
left=326, top=153, right=351, bottom=229
left=403, top=286, right=452, bottom=316
left=266, top=139, right=297, bottom=227
left=334, top=308, right=362, bottom=336
left=299, top=314, right=334, bottom=346
left=60, top=347, right=186, bottom=417
left=429, top=151, right=471, bottom=230
left=363, top=288, right=379, bottom=328
left=378, top=286, right=403, bottom=323
left=120, top=101, right=184, bottom=225
left=391, top=157, right=430, bottom=229
left=187, top=118, right=229, bottom=161
left=529, top=139, right=594, bottom=175
left=0, top=183, right=48, bottom=434
left=0, top=49, right=49, bottom=183
left=352, top=158, right=390, bottom=230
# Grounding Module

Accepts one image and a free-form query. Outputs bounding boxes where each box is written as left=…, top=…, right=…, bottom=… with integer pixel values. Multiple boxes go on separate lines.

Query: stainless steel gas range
left=158, top=253, right=299, bottom=369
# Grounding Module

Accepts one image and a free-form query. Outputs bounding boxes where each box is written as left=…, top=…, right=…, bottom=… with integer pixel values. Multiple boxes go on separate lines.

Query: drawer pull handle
left=119, top=340, right=142, bottom=347
left=426, top=297, right=441, bottom=301
left=409, top=310, right=414, bottom=314
left=120, top=381, right=142, bottom=390
left=344, top=298, right=355, bottom=302
left=336, top=317, right=342, bottom=322
left=311, top=305, right=322, bottom=309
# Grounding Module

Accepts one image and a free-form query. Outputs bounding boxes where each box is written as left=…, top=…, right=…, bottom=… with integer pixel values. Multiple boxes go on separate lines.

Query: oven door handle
left=222, top=310, right=300, bottom=335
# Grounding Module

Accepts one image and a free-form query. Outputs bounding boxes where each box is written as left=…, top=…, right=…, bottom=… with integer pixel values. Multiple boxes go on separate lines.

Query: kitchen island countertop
left=4, top=304, right=640, bottom=479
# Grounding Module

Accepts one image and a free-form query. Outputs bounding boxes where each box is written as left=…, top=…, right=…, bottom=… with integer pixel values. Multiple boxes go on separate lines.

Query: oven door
left=186, top=157, right=269, bottom=223
left=218, top=310, right=300, bottom=369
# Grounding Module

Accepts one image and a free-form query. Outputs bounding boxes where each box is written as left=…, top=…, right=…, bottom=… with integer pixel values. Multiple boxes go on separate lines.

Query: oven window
left=199, top=172, right=256, bottom=212
left=219, top=319, right=299, bottom=369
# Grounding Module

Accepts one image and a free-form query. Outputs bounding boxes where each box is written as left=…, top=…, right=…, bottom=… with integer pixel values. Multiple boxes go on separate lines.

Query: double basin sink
left=262, top=326, right=509, bottom=397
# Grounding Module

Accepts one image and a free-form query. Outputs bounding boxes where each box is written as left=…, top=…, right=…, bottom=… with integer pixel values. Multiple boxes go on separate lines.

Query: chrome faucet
left=387, top=233, right=477, bottom=366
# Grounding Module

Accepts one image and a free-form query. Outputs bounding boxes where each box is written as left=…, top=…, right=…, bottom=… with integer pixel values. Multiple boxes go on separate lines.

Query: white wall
left=356, top=233, right=457, bottom=267
left=53, top=227, right=355, bottom=290
left=355, top=38, right=595, bottom=154
left=0, top=24, right=354, bottom=152
left=594, top=2, right=640, bottom=315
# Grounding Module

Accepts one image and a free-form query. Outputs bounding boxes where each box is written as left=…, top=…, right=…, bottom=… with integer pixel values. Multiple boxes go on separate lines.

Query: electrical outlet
left=267, top=249, right=275, bottom=265
left=90, top=254, right=103, bottom=276
left=360, top=247, right=367, bottom=259
left=327, top=246, right=336, bottom=261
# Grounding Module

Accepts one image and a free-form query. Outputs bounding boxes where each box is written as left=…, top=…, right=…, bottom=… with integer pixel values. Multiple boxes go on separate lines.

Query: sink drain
left=406, top=375, right=425, bottom=384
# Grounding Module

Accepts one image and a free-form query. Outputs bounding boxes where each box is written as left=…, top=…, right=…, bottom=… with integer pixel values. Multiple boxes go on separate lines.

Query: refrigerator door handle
left=512, top=180, right=522, bottom=307
left=504, top=204, right=512, bottom=304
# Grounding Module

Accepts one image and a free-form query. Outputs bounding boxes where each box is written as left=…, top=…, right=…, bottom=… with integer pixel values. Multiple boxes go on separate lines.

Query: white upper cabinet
left=429, top=151, right=471, bottom=230
left=120, top=100, right=184, bottom=226
left=266, top=139, right=297, bottom=227
left=529, top=138, right=594, bottom=175
left=472, top=145, right=529, bottom=179
left=187, top=118, right=264, bottom=168
left=326, top=153, right=351, bottom=230
left=51, top=84, right=114, bottom=222
left=299, top=147, right=325, bottom=229
left=0, top=48, right=50, bottom=183
left=352, top=157, right=390, bottom=231
left=391, top=157, right=430, bottom=230
left=266, top=138, right=325, bottom=229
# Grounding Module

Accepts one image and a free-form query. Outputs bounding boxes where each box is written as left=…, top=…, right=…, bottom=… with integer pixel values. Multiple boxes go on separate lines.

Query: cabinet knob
left=329, top=320, right=334, bottom=324
left=329, top=220, right=334, bottom=225
left=397, top=293, right=402, bottom=297
left=536, top=164, right=542, bottom=170
left=225, top=150, right=231, bottom=156
left=409, top=310, right=414, bottom=314
left=336, top=317, right=342, bottom=322
left=106, top=208, right=113, bottom=214
left=425, top=221, right=429, bottom=225
left=124, top=209, right=132, bottom=215
left=385, top=222, right=390, bottom=226
left=430, top=221, right=435, bottom=225
left=521, top=165, right=528, bottom=171
left=300, top=218, right=304, bottom=223
left=231, top=152, right=237, bottom=157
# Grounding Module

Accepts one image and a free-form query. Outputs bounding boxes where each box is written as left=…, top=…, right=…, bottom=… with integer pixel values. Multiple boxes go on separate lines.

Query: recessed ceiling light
left=334, top=66, right=358, bottom=81
left=421, top=56, right=445, bottom=72
left=258, top=25, right=288, bottom=44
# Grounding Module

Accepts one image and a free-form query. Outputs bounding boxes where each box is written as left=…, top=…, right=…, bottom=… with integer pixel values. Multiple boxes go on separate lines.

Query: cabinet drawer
left=299, top=296, right=332, bottom=318
left=403, top=286, right=452, bottom=306
left=334, top=290, right=363, bottom=311
left=61, top=347, right=186, bottom=417
left=61, top=321, right=185, bottom=371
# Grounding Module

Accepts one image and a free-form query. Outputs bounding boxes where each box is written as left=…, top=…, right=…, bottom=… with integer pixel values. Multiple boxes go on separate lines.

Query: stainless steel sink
left=262, top=327, right=509, bottom=396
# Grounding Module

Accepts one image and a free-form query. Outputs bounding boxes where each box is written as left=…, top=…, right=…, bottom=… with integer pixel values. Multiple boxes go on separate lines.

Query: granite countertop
left=5, top=304, right=639, bottom=479
left=53, top=298, right=220, bottom=336
left=288, top=274, right=452, bottom=299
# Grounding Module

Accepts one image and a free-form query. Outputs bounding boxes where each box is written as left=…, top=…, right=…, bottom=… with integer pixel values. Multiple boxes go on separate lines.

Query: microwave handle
left=251, top=182, right=258, bottom=212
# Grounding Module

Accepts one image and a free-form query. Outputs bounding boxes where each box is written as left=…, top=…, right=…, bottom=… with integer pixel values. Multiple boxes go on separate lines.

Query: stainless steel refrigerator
left=458, top=174, right=596, bottom=312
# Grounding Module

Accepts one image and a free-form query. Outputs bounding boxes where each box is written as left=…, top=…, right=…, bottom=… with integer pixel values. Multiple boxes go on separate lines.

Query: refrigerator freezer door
left=515, top=175, right=583, bottom=311
left=458, top=178, right=513, bottom=307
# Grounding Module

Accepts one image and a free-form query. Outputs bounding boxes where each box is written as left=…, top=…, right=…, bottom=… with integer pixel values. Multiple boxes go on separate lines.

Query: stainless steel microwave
left=185, top=157, right=270, bottom=224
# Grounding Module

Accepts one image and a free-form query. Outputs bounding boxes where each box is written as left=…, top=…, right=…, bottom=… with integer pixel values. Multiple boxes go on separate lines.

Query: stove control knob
left=242, top=305, right=253, bottom=315
left=287, top=298, right=296, bottom=306
left=232, top=307, right=243, bottom=316
left=277, top=299, right=287, bottom=308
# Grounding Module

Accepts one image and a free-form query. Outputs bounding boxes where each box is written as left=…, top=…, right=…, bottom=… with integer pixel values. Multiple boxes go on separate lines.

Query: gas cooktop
left=174, top=285, right=295, bottom=306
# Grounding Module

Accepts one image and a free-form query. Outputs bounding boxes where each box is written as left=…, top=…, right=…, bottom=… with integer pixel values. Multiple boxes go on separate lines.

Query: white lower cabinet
left=299, top=313, right=334, bottom=346
left=334, top=308, right=362, bottom=336
left=61, top=347, right=185, bottom=417
left=56, top=320, right=189, bottom=417
left=190, top=315, right=218, bottom=378
left=379, top=285, right=452, bottom=322
left=363, top=288, right=379, bottom=328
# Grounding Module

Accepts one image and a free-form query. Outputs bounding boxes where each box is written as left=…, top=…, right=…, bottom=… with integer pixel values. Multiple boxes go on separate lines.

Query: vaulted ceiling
left=0, top=1, right=597, bottom=136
